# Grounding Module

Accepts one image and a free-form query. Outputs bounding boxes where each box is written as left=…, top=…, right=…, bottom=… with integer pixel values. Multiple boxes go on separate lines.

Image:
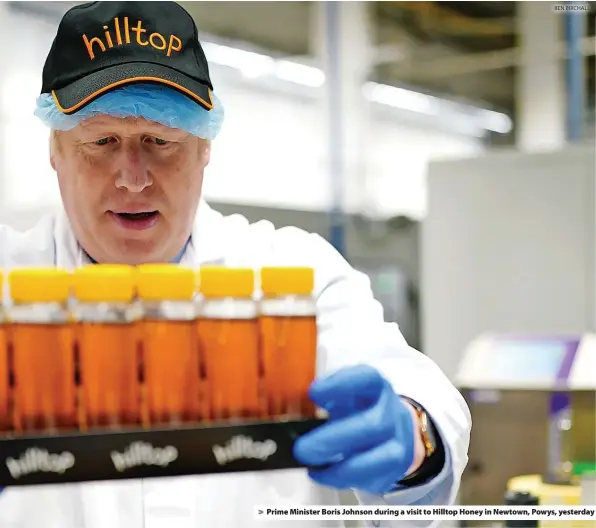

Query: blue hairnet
left=34, top=83, right=224, bottom=140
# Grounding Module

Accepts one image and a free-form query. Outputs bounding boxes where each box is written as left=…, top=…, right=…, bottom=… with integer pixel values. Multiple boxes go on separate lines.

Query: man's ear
left=49, top=130, right=58, bottom=171
left=200, top=139, right=211, bottom=167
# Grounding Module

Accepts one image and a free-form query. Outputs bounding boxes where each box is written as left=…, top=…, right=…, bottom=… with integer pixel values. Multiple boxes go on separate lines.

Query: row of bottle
left=0, top=265, right=317, bottom=433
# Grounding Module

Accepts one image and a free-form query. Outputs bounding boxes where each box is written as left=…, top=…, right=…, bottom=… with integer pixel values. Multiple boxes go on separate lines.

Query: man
left=0, top=2, right=471, bottom=527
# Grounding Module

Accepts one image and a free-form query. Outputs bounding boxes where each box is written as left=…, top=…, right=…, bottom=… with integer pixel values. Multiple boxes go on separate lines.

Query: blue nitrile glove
left=293, top=364, right=415, bottom=495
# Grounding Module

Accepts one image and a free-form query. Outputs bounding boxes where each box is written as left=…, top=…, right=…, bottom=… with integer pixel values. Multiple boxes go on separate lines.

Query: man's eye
left=94, top=137, right=112, bottom=146
left=154, top=137, right=168, bottom=146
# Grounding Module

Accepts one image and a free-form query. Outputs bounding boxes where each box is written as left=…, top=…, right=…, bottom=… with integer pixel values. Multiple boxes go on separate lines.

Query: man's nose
left=114, top=145, right=153, bottom=193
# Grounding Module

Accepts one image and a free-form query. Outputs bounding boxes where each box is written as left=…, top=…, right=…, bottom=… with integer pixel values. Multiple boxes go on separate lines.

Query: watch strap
left=397, top=398, right=445, bottom=487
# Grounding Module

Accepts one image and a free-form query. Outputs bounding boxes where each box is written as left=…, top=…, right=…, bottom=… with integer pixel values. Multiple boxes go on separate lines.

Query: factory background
left=0, top=1, right=594, bottom=525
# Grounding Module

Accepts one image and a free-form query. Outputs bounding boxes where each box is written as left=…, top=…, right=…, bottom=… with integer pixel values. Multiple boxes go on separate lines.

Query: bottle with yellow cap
left=0, top=270, right=9, bottom=431
left=73, top=265, right=141, bottom=429
left=8, top=267, right=76, bottom=431
left=137, top=264, right=201, bottom=426
left=259, top=267, right=317, bottom=419
left=197, top=266, right=261, bottom=421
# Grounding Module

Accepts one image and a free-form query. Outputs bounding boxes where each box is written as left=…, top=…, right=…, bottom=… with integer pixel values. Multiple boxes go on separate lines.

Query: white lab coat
left=0, top=201, right=471, bottom=528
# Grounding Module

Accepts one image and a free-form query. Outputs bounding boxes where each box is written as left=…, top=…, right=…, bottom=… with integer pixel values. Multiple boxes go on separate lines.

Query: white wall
left=423, top=144, right=596, bottom=380
left=0, top=4, right=484, bottom=229
left=0, top=6, right=62, bottom=213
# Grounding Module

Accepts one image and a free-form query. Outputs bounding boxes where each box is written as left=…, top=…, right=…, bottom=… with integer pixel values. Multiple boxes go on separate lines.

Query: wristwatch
left=409, top=399, right=437, bottom=459
left=398, top=397, right=444, bottom=487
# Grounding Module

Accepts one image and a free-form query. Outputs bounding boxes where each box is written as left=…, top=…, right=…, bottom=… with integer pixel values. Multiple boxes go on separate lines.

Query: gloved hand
left=293, top=364, right=416, bottom=495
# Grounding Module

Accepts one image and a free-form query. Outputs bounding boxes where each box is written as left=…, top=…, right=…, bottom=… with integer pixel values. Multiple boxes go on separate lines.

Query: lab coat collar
left=53, top=199, right=225, bottom=268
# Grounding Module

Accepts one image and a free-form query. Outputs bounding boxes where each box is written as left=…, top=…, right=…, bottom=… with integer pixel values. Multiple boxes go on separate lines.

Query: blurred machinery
left=456, top=333, right=595, bottom=520
left=422, top=143, right=596, bottom=381
left=422, top=143, right=596, bottom=523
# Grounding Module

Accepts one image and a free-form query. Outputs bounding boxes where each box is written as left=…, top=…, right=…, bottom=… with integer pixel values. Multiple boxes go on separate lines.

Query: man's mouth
left=116, top=212, right=158, bottom=220
left=109, top=210, right=160, bottom=231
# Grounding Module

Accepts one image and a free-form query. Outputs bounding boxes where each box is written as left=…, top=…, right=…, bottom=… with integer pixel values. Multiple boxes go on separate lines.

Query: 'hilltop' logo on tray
left=212, top=435, right=277, bottom=466
left=111, top=442, right=179, bottom=472
left=6, top=448, right=75, bottom=479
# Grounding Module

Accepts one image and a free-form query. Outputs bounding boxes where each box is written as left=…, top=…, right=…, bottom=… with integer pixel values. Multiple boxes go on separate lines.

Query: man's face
left=52, top=115, right=211, bottom=265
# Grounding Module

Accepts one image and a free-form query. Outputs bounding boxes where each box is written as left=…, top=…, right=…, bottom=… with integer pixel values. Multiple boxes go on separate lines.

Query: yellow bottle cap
left=199, top=266, right=255, bottom=298
left=9, top=268, right=71, bottom=303
left=261, top=267, right=315, bottom=296
left=73, top=265, right=135, bottom=303
left=136, top=264, right=196, bottom=301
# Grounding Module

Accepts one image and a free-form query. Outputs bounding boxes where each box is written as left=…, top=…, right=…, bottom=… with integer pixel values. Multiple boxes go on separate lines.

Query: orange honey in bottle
left=197, top=267, right=261, bottom=421
left=8, top=268, right=76, bottom=431
left=259, top=267, right=317, bottom=419
left=0, top=270, right=10, bottom=431
left=137, top=265, right=200, bottom=426
left=73, top=265, right=141, bottom=429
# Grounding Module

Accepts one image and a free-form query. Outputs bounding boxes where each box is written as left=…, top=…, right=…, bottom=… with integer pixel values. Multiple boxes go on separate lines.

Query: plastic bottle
left=197, top=267, right=261, bottom=421
left=259, top=267, right=317, bottom=419
left=8, top=268, right=76, bottom=431
left=137, top=264, right=200, bottom=426
left=73, top=265, right=141, bottom=429
left=0, top=270, right=10, bottom=431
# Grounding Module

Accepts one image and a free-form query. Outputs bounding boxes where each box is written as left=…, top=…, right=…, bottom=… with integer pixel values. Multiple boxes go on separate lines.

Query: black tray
left=0, top=418, right=325, bottom=486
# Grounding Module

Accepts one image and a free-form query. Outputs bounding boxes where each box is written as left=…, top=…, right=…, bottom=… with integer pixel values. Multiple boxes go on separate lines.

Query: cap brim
left=52, top=62, right=213, bottom=115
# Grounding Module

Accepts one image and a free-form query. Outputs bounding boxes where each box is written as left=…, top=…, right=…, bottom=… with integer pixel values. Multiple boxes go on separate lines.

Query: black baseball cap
left=41, top=1, right=214, bottom=115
